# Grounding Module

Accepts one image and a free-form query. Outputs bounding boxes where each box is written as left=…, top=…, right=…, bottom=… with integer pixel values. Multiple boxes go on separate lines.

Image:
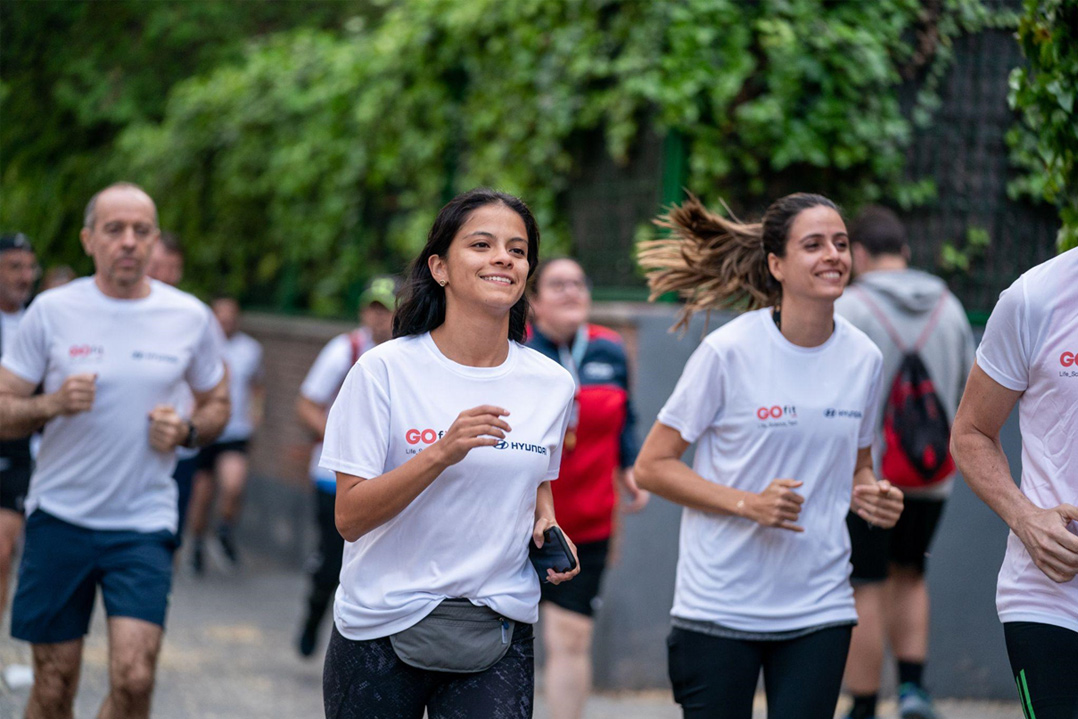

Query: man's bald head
left=83, top=182, right=158, bottom=231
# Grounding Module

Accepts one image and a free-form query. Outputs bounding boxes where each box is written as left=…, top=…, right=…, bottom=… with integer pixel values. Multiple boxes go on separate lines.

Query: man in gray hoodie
left=836, top=206, right=975, bottom=719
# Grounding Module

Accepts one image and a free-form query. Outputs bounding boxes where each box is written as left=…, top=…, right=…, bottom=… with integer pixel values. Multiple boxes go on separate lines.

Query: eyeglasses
left=541, top=278, right=590, bottom=294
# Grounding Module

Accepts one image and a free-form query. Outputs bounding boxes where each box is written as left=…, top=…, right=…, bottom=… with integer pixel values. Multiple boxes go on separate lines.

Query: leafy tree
left=112, top=0, right=1002, bottom=314
left=0, top=0, right=371, bottom=274
left=1006, top=0, right=1078, bottom=251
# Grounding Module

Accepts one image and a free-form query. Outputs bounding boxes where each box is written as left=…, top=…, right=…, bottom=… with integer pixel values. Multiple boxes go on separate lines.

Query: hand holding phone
left=529, top=526, right=578, bottom=583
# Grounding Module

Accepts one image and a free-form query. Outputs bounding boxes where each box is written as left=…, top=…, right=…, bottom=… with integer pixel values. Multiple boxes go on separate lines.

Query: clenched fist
left=50, top=373, right=96, bottom=416
left=148, top=405, right=188, bottom=453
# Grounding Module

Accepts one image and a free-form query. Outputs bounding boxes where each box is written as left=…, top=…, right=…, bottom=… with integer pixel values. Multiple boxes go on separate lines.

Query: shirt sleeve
left=185, top=306, right=227, bottom=393
left=1, top=302, right=48, bottom=385
left=976, top=279, right=1030, bottom=392
left=545, top=382, right=575, bottom=481
left=300, top=335, right=351, bottom=405
left=859, top=353, right=884, bottom=449
left=319, top=360, right=391, bottom=479
left=656, top=342, right=725, bottom=445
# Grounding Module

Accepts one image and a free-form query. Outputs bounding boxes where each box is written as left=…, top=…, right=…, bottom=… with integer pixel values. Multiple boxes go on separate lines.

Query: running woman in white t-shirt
left=951, top=248, right=1078, bottom=719
left=319, top=188, right=578, bottom=719
left=634, top=193, right=905, bottom=719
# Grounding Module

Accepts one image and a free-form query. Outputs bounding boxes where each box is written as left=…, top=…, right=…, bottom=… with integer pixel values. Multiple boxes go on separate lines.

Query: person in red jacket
left=527, top=257, right=649, bottom=719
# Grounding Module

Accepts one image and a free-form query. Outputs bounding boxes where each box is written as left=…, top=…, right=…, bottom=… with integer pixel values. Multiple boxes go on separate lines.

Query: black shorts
left=11, top=510, right=176, bottom=644
left=195, top=439, right=250, bottom=472
left=1004, top=621, right=1078, bottom=719
left=0, top=461, right=32, bottom=514
left=540, top=538, right=608, bottom=617
left=848, top=497, right=945, bottom=583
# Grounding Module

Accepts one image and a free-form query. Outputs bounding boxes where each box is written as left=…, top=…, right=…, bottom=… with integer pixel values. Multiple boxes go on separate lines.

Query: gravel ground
left=1, top=552, right=1021, bottom=719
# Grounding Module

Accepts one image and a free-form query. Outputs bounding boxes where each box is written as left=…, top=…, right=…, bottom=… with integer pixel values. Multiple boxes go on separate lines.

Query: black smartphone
left=529, top=526, right=577, bottom=581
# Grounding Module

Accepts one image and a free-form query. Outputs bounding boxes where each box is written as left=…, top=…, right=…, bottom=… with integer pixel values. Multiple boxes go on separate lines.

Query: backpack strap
left=913, top=293, right=950, bottom=352
left=849, top=285, right=908, bottom=352
left=850, top=285, right=950, bottom=354
left=348, top=329, right=367, bottom=365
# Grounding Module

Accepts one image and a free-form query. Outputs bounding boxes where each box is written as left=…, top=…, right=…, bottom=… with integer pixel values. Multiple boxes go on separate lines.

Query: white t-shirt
left=300, top=328, right=370, bottom=491
left=1, top=309, right=24, bottom=356
left=218, top=331, right=263, bottom=443
left=976, top=248, right=1078, bottom=633
left=1, top=278, right=225, bottom=533
left=657, top=309, right=883, bottom=632
left=320, top=332, right=575, bottom=640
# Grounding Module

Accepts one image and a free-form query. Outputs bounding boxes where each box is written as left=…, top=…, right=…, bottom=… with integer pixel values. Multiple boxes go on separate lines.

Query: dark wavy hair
left=638, top=192, right=841, bottom=329
left=393, top=188, right=540, bottom=342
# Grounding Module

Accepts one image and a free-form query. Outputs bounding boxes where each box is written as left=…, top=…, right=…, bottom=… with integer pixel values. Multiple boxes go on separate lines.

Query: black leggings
left=304, top=490, right=345, bottom=632
left=1004, top=621, right=1078, bottom=719
left=667, top=624, right=852, bottom=719
left=323, top=622, right=534, bottom=719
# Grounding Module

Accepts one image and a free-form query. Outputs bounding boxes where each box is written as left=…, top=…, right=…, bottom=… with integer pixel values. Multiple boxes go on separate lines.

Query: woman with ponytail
left=320, top=188, right=579, bottom=718
left=634, top=193, right=904, bottom=719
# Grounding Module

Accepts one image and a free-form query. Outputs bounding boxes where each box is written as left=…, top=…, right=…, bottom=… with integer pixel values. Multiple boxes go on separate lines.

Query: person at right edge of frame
left=951, top=246, right=1078, bottom=719
left=834, top=206, right=975, bottom=719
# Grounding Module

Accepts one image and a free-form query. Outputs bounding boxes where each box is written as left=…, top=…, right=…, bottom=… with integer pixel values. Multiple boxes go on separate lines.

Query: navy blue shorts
left=11, top=510, right=176, bottom=644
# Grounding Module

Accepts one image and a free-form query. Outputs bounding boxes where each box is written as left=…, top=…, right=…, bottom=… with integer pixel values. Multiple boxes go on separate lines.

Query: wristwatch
left=182, top=420, right=199, bottom=449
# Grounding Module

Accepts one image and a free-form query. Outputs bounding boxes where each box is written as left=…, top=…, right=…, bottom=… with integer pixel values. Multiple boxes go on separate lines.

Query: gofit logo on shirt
left=756, top=405, right=796, bottom=421
left=405, top=428, right=445, bottom=445
left=1062, top=351, right=1076, bottom=367
left=68, top=344, right=104, bottom=360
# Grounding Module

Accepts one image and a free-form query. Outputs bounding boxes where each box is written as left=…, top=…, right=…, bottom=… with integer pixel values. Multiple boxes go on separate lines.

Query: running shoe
left=898, top=683, right=939, bottom=719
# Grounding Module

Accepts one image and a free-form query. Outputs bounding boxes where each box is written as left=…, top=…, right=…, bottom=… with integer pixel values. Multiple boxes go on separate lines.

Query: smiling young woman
left=319, top=188, right=579, bottom=719
left=634, top=193, right=905, bottom=719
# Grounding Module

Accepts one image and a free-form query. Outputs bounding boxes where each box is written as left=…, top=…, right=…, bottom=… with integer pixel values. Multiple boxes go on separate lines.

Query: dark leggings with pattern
left=323, top=622, right=534, bottom=719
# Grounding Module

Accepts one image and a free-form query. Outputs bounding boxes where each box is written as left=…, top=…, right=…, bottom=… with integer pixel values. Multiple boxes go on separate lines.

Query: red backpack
left=853, top=288, right=955, bottom=488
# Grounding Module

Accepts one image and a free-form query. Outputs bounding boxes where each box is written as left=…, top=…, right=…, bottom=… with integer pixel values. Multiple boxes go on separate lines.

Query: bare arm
left=0, top=366, right=95, bottom=439
left=952, top=362, right=1078, bottom=583
left=295, top=395, right=328, bottom=441
left=334, top=405, right=511, bottom=542
left=633, top=421, right=806, bottom=531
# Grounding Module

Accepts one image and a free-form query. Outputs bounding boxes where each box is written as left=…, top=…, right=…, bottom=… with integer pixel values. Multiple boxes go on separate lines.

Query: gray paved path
left=1, top=553, right=1020, bottom=718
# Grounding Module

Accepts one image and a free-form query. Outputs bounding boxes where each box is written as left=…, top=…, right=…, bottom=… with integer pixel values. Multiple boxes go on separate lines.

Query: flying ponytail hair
left=637, top=192, right=840, bottom=330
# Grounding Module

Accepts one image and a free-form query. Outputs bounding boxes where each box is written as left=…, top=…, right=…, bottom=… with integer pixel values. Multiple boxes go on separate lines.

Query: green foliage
left=5, top=0, right=1005, bottom=311
left=0, top=0, right=370, bottom=278
left=1006, top=0, right=1078, bottom=251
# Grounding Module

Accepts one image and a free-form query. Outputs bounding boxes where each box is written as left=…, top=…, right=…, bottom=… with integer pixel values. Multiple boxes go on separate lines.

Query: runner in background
left=294, top=276, right=396, bottom=656
left=187, top=296, right=264, bottom=573
left=0, top=233, right=38, bottom=622
left=146, top=232, right=201, bottom=544
left=835, top=206, right=975, bottom=719
left=634, top=193, right=904, bottom=719
left=526, top=257, right=648, bottom=719
left=951, top=247, right=1078, bottom=719
left=0, top=183, right=229, bottom=719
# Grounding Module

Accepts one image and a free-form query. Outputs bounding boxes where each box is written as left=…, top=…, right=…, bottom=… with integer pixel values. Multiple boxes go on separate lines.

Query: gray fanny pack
left=389, top=598, right=515, bottom=673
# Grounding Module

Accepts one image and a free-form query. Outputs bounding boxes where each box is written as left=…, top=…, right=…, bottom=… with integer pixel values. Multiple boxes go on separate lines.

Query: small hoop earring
left=439, top=280, right=447, bottom=287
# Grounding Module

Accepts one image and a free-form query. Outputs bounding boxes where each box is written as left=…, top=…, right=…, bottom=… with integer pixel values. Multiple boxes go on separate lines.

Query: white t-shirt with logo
left=657, top=309, right=883, bottom=632
left=976, top=248, right=1078, bottom=633
left=218, top=331, right=263, bottom=443
left=1, top=278, right=225, bottom=533
left=320, top=332, right=575, bottom=640
left=300, top=328, right=370, bottom=491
